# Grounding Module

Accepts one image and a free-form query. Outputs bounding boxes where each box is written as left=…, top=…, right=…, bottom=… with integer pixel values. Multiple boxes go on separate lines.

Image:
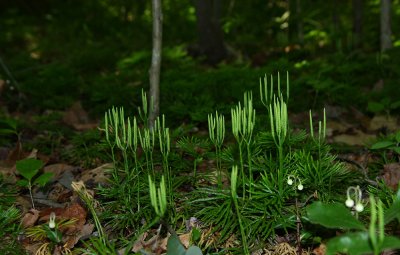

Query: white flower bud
left=297, top=184, right=303, bottom=191
left=345, top=199, right=355, bottom=208
left=355, top=203, right=364, bottom=212
left=287, top=178, right=293, bottom=185
left=49, top=212, right=56, bottom=229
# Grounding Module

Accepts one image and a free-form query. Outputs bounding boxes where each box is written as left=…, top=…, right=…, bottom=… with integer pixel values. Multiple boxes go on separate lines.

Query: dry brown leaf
left=78, top=163, right=113, bottom=185
left=39, top=203, right=87, bottom=234
left=47, top=182, right=72, bottom=203
left=333, top=131, right=376, bottom=146
left=62, top=101, right=98, bottom=130
left=312, top=243, right=326, bottom=255
left=369, top=115, right=399, bottom=131
left=0, top=166, right=16, bottom=183
left=64, top=223, right=95, bottom=249
left=179, top=232, right=191, bottom=248
left=43, top=163, right=75, bottom=180
left=383, top=163, right=400, bottom=190
left=21, top=209, right=40, bottom=228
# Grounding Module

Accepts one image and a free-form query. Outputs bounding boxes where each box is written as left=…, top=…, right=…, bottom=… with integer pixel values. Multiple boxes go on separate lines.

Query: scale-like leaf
left=306, top=202, right=365, bottom=230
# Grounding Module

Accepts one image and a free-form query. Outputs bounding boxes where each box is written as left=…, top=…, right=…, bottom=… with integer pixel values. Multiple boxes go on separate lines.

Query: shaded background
left=1, top=0, right=400, bottom=125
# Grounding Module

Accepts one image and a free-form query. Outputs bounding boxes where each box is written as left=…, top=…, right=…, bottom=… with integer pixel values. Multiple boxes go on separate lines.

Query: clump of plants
left=92, top=73, right=363, bottom=254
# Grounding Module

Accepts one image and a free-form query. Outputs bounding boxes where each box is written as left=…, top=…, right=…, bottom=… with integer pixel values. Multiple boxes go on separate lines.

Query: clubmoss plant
left=72, top=181, right=106, bottom=246
left=156, top=115, right=172, bottom=194
left=105, top=107, right=130, bottom=174
left=149, top=175, right=167, bottom=218
left=269, top=95, right=288, bottom=194
left=260, top=72, right=290, bottom=109
left=208, top=111, right=225, bottom=187
left=139, top=127, right=156, bottom=176
left=230, top=165, right=249, bottom=255
left=231, top=92, right=256, bottom=197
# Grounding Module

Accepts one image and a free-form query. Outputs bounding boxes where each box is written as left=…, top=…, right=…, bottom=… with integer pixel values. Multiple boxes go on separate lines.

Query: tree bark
left=352, top=0, right=362, bottom=49
left=380, top=0, right=392, bottom=52
left=296, top=0, right=304, bottom=44
left=149, top=0, right=162, bottom=128
left=194, top=0, right=227, bottom=65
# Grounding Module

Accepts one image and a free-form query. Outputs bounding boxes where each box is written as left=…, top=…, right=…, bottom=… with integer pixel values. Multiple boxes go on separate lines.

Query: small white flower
left=287, top=178, right=293, bottom=186
left=49, top=212, right=56, bottom=229
left=297, top=184, right=304, bottom=191
left=345, top=199, right=355, bottom=208
left=355, top=203, right=364, bottom=212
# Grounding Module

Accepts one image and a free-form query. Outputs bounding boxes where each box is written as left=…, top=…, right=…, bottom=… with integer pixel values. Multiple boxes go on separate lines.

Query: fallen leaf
left=21, top=209, right=40, bottom=228
left=78, top=163, right=113, bottom=186
left=369, top=115, right=399, bottom=132
left=179, top=232, right=191, bottom=248
left=333, top=131, right=376, bottom=146
left=64, top=223, right=94, bottom=249
left=382, top=163, right=400, bottom=190
left=47, top=182, right=72, bottom=203
left=39, top=203, right=87, bottom=234
left=313, top=243, right=326, bottom=255
left=43, top=163, right=76, bottom=181
left=62, top=101, right=98, bottom=131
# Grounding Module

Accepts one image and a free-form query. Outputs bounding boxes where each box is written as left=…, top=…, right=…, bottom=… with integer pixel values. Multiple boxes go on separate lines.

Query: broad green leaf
left=16, top=179, right=29, bottom=187
left=46, top=227, right=62, bottom=243
left=306, top=202, right=366, bottom=230
left=385, top=188, right=400, bottom=224
left=16, top=158, right=44, bottom=181
left=327, top=232, right=371, bottom=255
left=391, top=147, right=400, bottom=154
left=167, top=233, right=186, bottom=255
left=0, top=129, right=17, bottom=135
left=192, top=228, right=201, bottom=242
left=367, top=102, right=385, bottom=113
left=327, top=232, right=400, bottom=255
left=186, top=246, right=203, bottom=255
left=33, top=172, right=53, bottom=187
left=371, top=141, right=396, bottom=150
left=381, top=236, right=400, bottom=250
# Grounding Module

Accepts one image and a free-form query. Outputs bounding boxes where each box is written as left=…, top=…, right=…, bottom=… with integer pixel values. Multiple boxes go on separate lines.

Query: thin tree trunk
left=296, top=0, right=304, bottom=44
left=194, top=0, right=227, bottom=65
left=380, top=0, right=392, bottom=52
left=149, top=0, right=162, bottom=128
left=352, top=0, right=362, bottom=49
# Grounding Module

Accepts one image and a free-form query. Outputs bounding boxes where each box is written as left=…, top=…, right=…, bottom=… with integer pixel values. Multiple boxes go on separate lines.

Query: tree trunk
left=148, top=0, right=162, bottom=128
left=380, top=0, right=392, bottom=52
left=296, top=0, right=304, bottom=44
left=194, top=0, right=227, bottom=65
left=352, top=0, right=362, bottom=49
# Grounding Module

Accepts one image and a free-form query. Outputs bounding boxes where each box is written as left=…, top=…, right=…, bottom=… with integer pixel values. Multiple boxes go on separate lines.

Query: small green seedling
left=370, top=131, right=400, bottom=154
left=16, top=158, right=52, bottom=209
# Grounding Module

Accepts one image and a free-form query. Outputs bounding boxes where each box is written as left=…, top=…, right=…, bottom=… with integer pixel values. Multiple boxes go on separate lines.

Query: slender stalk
left=231, top=166, right=249, bottom=255
left=28, top=182, right=35, bottom=209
